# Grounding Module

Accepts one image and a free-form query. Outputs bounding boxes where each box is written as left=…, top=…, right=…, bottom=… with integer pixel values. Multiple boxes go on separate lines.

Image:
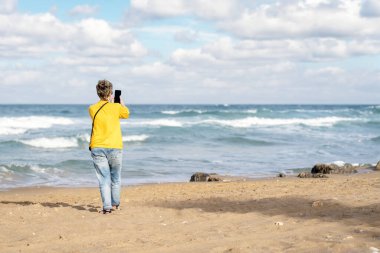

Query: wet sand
left=1, top=172, right=380, bottom=253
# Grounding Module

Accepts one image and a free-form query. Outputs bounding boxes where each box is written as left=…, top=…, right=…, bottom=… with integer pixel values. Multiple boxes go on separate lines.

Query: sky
left=1, top=0, right=380, bottom=104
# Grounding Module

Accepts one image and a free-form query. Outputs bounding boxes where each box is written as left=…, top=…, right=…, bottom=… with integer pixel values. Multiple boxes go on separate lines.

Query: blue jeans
left=91, top=148, right=123, bottom=210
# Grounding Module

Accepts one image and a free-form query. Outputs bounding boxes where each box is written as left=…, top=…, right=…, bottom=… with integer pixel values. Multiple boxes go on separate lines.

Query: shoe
left=102, top=209, right=112, bottom=214
left=112, top=205, right=120, bottom=211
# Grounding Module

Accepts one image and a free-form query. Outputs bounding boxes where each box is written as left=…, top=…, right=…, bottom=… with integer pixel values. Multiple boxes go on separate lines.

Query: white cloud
left=305, top=67, right=345, bottom=76
left=1, top=0, right=380, bottom=104
left=174, top=29, right=198, bottom=43
left=69, top=5, right=98, bottom=16
left=131, top=62, right=174, bottom=77
left=219, top=0, right=380, bottom=39
left=3, top=70, right=42, bottom=86
left=0, top=13, right=147, bottom=60
left=130, top=0, right=239, bottom=19
left=361, top=0, right=380, bottom=17
left=0, top=0, right=17, bottom=13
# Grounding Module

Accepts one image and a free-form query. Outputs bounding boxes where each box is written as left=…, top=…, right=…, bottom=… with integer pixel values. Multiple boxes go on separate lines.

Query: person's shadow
left=152, top=195, right=380, bottom=228
left=0, top=200, right=100, bottom=213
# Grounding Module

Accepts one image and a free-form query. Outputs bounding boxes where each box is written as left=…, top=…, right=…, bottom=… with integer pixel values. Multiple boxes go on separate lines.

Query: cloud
left=131, top=62, right=174, bottom=77
left=0, top=0, right=17, bottom=13
left=1, top=0, right=380, bottom=104
left=219, top=0, right=380, bottom=39
left=0, top=13, right=147, bottom=60
left=69, top=4, right=98, bottom=16
left=174, top=29, right=198, bottom=43
left=130, top=0, right=240, bottom=19
left=360, top=0, right=380, bottom=17
left=305, top=67, right=345, bottom=76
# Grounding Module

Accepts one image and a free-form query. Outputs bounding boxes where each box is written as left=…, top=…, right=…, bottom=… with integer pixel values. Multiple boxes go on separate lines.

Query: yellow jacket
left=88, top=100, right=130, bottom=149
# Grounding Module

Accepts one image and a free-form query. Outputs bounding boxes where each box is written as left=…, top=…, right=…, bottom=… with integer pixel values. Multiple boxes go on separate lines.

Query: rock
left=190, top=172, right=211, bottom=182
left=278, top=173, right=286, bottom=178
left=298, top=172, right=328, bottom=178
left=190, top=173, right=249, bottom=182
left=311, top=163, right=357, bottom=174
left=376, top=161, right=380, bottom=171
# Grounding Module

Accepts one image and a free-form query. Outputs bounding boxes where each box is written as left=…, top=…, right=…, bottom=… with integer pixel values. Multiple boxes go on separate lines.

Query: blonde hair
left=96, top=80, right=113, bottom=100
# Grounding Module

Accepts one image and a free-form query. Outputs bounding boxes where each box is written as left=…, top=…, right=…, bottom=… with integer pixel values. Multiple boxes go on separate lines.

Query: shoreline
left=1, top=171, right=380, bottom=252
left=1, top=164, right=377, bottom=192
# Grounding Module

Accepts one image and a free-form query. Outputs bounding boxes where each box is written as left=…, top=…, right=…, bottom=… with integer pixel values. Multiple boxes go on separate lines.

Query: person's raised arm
left=119, top=97, right=130, bottom=119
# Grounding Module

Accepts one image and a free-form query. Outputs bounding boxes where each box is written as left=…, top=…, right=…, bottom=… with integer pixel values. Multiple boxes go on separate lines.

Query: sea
left=0, top=104, right=379, bottom=189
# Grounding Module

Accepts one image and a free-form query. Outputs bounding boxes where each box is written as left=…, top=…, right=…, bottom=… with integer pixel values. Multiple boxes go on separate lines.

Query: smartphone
left=114, top=90, right=121, bottom=103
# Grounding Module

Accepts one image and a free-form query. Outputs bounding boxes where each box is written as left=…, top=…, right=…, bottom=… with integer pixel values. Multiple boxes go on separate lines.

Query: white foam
left=77, top=133, right=91, bottom=142
left=246, top=109, right=257, bottom=114
left=161, top=111, right=179, bottom=115
left=20, top=137, right=78, bottom=148
left=0, top=128, right=26, bottom=135
left=199, top=116, right=357, bottom=128
left=161, top=110, right=204, bottom=115
left=29, top=165, right=63, bottom=174
left=0, top=116, right=74, bottom=136
left=126, top=119, right=183, bottom=127
left=122, top=135, right=149, bottom=142
left=332, top=161, right=346, bottom=167
left=0, top=166, right=12, bottom=173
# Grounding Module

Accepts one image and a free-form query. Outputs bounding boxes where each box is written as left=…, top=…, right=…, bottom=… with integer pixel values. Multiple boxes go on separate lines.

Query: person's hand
left=109, top=95, right=114, bottom=103
left=120, top=97, right=126, bottom=107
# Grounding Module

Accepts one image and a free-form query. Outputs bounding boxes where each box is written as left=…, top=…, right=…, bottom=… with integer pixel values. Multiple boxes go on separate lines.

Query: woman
left=89, top=80, right=130, bottom=214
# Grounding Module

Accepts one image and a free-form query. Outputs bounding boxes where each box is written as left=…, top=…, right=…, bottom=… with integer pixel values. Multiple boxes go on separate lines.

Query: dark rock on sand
left=190, top=173, right=248, bottom=182
left=278, top=173, right=286, bottom=178
left=298, top=172, right=328, bottom=178
left=311, top=163, right=357, bottom=174
left=376, top=161, right=380, bottom=171
left=190, top=172, right=211, bottom=182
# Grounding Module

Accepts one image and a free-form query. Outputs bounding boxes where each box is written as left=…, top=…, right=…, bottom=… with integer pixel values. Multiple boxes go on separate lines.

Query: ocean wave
left=126, top=119, right=183, bottom=127
left=161, top=109, right=257, bottom=116
left=123, top=135, right=149, bottom=142
left=18, top=133, right=150, bottom=148
left=123, top=116, right=358, bottom=128
left=216, top=136, right=274, bottom=146
left=0, top=116, right=74, bottom=136
left=161, top=110, right=204, bottom=115
left=199, top=116, right=358, bottom=128
left=77, top=133, right=90, bottom=142
left=0, top=163, right=63, bottom=175
left=0, top=163, right=68, bottom=187
left=20, top=137, right=78, bottom=148
left=77, top=133, right=149, bottom=143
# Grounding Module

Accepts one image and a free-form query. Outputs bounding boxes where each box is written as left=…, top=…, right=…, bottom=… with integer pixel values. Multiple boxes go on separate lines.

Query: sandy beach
left=1, top=172, right=380, bottom=253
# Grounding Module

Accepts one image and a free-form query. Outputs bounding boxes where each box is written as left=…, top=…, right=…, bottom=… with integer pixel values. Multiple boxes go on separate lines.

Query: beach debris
left=59, top=235, right=63, bottom=239
left=190, top=172, right=247, bottom=182
left=344, top=235, right=353, bottom=240
left=311, top=200, right=324, bottom=208
left=274, top=221, right=284, bottom=227
left=311, top=163, right=357, bottom=174
left=376, top=161, right=380, bottom=171
left=370, top=247, right=379, bottom=253
left=278, top=173, right=286, bottom=178
left=298, top=172, right=327, bottom=178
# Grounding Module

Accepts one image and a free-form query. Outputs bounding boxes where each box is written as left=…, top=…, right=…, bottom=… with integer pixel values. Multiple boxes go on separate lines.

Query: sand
left=1, top=172, right=380, bottom=253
